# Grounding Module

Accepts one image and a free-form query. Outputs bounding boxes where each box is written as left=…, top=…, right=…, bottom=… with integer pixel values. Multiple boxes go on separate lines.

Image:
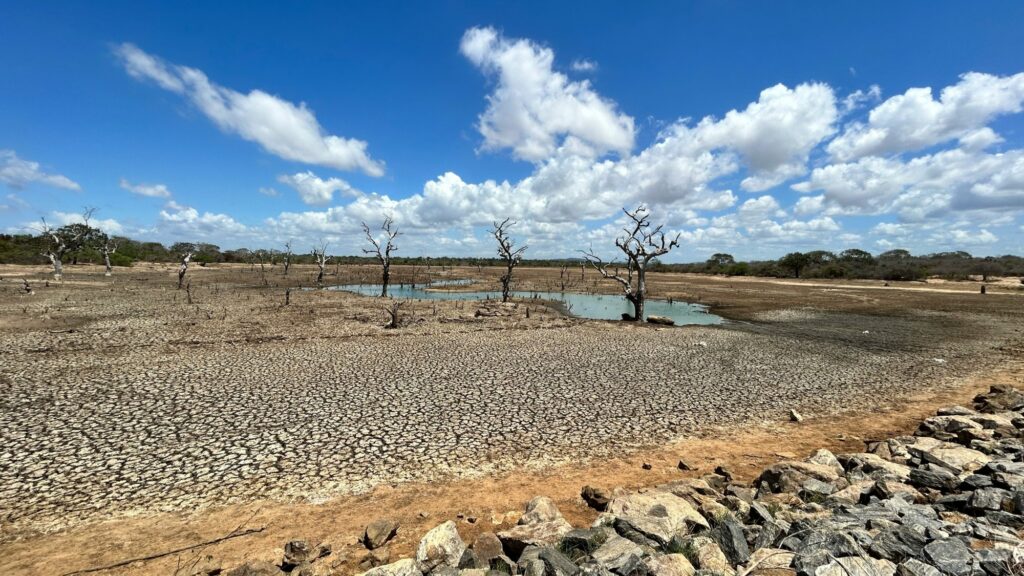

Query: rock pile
left=345, top=385, right=1024, bottom=576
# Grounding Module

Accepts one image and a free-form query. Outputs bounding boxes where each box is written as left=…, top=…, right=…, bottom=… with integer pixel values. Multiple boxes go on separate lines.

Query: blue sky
left=2, top=1, right=1024, bottom=261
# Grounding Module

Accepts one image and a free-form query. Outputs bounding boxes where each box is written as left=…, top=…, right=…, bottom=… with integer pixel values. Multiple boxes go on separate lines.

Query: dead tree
left=581, top=205, right=679, bottom=322
left=383, top=300, right=403, bottom=329
left=282, top=241, right=293, bottom=276
left=38, top=207, right=96, bottom=280
left=312, top=241, right=330, bottom=285
left=490, top=218, right=527, bottom=303
left=362, top=216, right=400, bottom=297
left=177, top=249, right=194, bottom=289
left=101, top=237, right=118, bottom=276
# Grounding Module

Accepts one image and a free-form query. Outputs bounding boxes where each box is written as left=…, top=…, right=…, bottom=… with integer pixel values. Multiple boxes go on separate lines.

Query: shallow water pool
left=331, top=281, right=722, bottom=325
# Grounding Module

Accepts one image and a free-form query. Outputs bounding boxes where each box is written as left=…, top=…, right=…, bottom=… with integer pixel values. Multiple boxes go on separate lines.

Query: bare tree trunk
left=48, top=254, right=63, bottom=280
left=178, top=253, right=193, bottom=289
left=381, top=264, right=391, bottom=298
left=103, top=252, right=112, bottom=276
left=316, top=262, right=324, bottom=284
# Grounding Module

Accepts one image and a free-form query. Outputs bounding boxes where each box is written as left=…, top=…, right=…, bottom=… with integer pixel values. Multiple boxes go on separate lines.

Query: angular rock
left=283, top=540, right=315, bottom=567
left=690, top=535, right=736, bottom=576
left=896, top=559, right=943, bottom=576
left=560, top=528, right=608, bottom=558
left=415, top=521, right=466, bottom=572
left=225, top=562, right=284, bottom=576
left=520, top=496, right=565, bottom=525
left=815, top=557, right=896, bottom=576
left=923, top=538, right=975, bottom=576
left=606, top=490, right=709, bottom=545
left=838, top=453, right=912, bottom=480
left=364, top=518, right=400, bottom=550
left=711, top=517, right=750, bottom=565
left=807, top=450, right=844, bottom=476
left=747, top=548, right=795, bottom=570
left=644, top=553, right=696, bottom=576
left=969, top=487, right=1009, bottom=511
left=591, top=535, right=644, bottom=574
left=538, top=546, right=580, bottom=576
left=471, top=531, right=504, bottom=563
left=909, top=465, right=960, bottom=492
left=583, top=486, right=613, bottom=512
left=359, top=558, right=423, bottom=576
left=648, top=315, right=675, bottom=326
left=498, top=518, right=573, bottom=559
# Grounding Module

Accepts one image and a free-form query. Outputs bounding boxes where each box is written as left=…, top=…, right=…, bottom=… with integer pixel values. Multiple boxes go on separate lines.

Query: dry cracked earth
left=1, top=263, right=1022, bottom=541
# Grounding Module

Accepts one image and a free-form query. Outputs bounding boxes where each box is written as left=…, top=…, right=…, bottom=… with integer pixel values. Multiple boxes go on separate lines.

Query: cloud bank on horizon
left=3, top=26, right=1024, bottom=260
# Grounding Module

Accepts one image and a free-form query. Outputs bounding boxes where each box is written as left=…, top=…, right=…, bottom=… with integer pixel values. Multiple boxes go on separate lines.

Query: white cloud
left=943, top=228, right=998, bottom=245
left=51, top=211, right=124, bottom=235
left=795, top=148, right=1024, bottom=219
left=571, top=59, right=598, bottom=72
left=259, top=187, right=279, bottom=197
left=460, top=27, right=635, bottom=162
left=828, top=72, right=1024, bottom=161
left=114, top=43, right=384, bottom=176
left=158, top=200, right=250, bottom=239
left=277, top=171, right=360, bottom=206
left=0, top=150, right=80, bottom=190
left=793, top=195, right=825, bottom=216
left=120, top=177, right=171, bottom=198
left=694, top=82, right=838, bottom=191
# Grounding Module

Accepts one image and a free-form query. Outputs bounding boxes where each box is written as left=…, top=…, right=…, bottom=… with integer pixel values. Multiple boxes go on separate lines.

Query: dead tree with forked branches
left=312, top=241, right=330, bottom=285
left=38, top=207, right=98, bottom=280
left=362, top=216, right=400, bottom=297
left=282, top=241, right=293, bottom=276
left=491, top=218, right=527, bottom=303
left=581, top=205, right=679, bottom=322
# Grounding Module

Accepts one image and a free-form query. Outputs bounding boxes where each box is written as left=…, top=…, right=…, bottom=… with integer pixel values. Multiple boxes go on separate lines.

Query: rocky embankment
left=222, top=385, right=1024, bottom=576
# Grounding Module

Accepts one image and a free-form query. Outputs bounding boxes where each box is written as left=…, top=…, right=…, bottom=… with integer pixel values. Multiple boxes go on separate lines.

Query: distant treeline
left=658, top=249, right=1024, bottom=282
left=2, top=233, right=1021, bottom=281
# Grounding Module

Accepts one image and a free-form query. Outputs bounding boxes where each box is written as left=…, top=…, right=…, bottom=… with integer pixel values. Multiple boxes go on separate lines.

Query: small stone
left=715, top=466, right=735, bottom=481
left=643, top=462, right=653, bottom=470
left=790, top=410, right=804, bottom=423
left=581, top=485, right=611, bottom=511
left=678, top=459, right=695, bottom=471
left=283, top=539, right=314, bottom=567
left=364, top=518, right=400, bottom=550
left=519, top=496, right=564, bottom=525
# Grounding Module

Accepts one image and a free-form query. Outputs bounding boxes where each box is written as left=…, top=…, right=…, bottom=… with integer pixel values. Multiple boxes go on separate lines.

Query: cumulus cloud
left=794, top=148, right=1024, bottom=219
left=114, top=43, right=384, bottom=176
left=276, top=171, right=361, bottom=206
left=694, top=82, right=838, bottom=191
left=159, top=200, right=250, bottom=238
left=51, top=210, right=125, bottom=235
left=120, top=177, right=171, bottom=198
left=828, top=72, right=1024, bottom=161
left=460, top=27, right=635, bottom=162
left=571, top=59, right=598, bottom=72
left=0, top=150, right=80, bottom=190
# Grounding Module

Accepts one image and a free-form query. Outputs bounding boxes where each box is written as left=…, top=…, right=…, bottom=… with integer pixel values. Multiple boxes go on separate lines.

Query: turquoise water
left=331, top=281, right=722, bottom=325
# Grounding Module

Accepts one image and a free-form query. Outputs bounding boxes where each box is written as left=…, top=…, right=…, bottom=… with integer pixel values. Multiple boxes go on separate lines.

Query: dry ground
left=0, top=262, right=1022, bottom=575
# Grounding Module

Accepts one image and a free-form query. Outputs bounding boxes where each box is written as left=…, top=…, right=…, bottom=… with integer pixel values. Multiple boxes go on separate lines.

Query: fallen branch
left=60, top=525, right=265, bottom=576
